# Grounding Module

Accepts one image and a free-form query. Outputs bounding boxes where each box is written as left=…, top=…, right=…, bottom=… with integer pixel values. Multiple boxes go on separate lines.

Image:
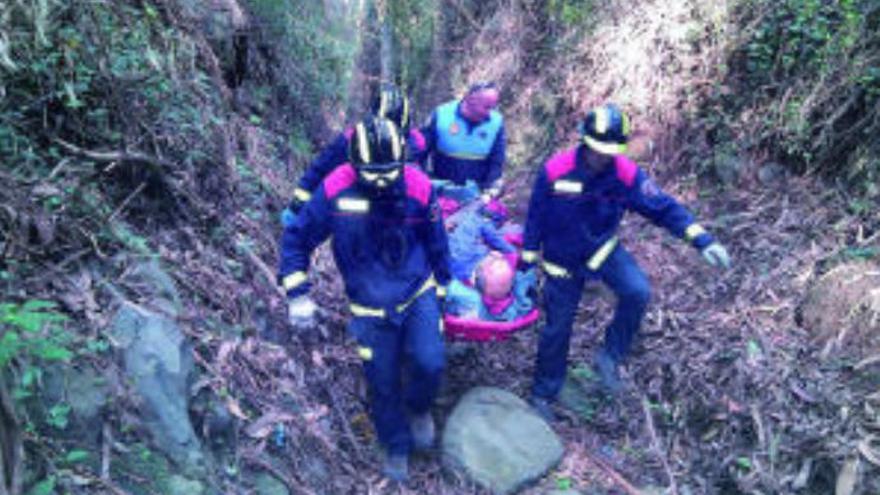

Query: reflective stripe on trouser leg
left=596, top=245, right=651, bottom=362
left=402, top=289, right=445, bottom=414
left=531, top=273, right=585, bottom=400
left=348, top=316, right=411, bottom=455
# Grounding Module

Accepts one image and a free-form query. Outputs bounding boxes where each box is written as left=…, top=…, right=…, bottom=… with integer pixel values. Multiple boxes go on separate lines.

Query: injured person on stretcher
left=436, top=180, right=537, bottom=324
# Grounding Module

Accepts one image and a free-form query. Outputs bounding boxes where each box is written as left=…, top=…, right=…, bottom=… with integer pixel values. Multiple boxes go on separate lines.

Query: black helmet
left=371, top=83, right=410, bottom=130
left=580, top=103, right=631, bottom=155
left=349, top=117, right=405, bottom=190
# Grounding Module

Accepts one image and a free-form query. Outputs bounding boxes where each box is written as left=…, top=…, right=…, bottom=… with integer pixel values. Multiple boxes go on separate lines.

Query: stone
left=713, top=153, right=743, bottom=185
left=110, top=301, right=203, bottom=474
left=166, top=474, right=204, bottom=495
left=757, top=162, right=787, bottom=185
left=253, top=472, right=289, bottom=495
left=442, top=387, right=564, bottom=494
left=798, top=261, right=880, bottom=358
left=122, top=260, right=182, bottom=316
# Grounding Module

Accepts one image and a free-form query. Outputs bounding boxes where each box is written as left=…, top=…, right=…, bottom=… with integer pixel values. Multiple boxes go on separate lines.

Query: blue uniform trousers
left=532, top=245, right=651, bottom=400
left=347, top=290, right=445, bottom=455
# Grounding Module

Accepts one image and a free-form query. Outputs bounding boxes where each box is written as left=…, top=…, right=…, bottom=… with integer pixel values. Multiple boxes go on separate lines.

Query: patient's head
left=477, top=252, right=514, bottom=300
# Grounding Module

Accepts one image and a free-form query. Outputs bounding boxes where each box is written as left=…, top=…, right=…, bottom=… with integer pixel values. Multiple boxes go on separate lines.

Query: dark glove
left=288, top=196, right=306, bottom=214
left=516, top=256, right=535, bottom=274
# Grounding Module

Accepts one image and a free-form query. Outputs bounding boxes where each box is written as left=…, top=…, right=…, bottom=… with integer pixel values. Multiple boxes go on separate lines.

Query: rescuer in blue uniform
left=277, top=117, right=450, bottom=482
left=282, top=84, right=427, bottom=224
left=521, top=104, right=731, bottom=419
left=421, top=81, right=506, bottom=202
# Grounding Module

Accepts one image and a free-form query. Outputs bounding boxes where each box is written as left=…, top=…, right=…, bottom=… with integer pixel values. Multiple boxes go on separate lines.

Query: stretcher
left=438, top=193, right=541, bottom=341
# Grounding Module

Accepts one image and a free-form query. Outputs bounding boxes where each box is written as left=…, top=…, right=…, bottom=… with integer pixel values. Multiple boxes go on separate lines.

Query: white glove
left=481, top=179, right=503, bottom=204
left=701, top=242, right=731, bottom=269
left=288, top=296, right=318, bottom=329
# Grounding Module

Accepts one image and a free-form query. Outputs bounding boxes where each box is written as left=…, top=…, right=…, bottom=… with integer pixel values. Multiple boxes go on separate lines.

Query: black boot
left=410, top=412, right=435, bottom=451
left=528, top=395, right=557, bottom=423
left=382, top=452, right=409, bottom=482
left=593, top=349, right=623, bottom=394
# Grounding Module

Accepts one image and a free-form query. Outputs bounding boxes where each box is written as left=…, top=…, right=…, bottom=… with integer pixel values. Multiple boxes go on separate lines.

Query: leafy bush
left=715, top=0, right=879, bottom=194
left=245, top=0, right=357, bottom=132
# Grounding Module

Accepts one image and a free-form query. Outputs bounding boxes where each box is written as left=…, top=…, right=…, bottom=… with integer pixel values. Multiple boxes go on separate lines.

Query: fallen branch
left=107, top=182, right=147, bottom=223
left=241, top=454, right=314, bottom=495
left=585, top=451, right=643, bottom=495
left=326, top=386, right=364, bottom=460
left=53, top=138, right=176, bottom=171
left=236, top=234, right=285, bottom=299
left=641, top=397, right=678, bottom=495
left=101, top=422, right=111, bottom=481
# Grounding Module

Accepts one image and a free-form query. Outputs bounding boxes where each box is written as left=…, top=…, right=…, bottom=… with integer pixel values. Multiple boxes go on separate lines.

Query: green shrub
left=720, top=0, right=879, bottom=193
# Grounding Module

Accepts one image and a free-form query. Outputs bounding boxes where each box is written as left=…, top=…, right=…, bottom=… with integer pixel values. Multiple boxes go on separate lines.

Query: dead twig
left=326, top=386, right=364, bottom=460
left=101, top=422, right=111, bottom=481
left=641, top=396, right=678, bottom=495
left=107, top=182, right=147, bottom=223
left=53, top=138, right=176, bottom=171
left=236, top=234, right=285, bottom=299
left=586, top=451, right=643, bottom=495
left=241, top=454, right=314, bottom=495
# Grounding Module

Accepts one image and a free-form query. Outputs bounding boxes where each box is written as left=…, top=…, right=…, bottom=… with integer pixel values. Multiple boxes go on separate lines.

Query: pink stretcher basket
left=439, top=196, right=540, bottom=341
left=443, top=308, right=540, bottom=342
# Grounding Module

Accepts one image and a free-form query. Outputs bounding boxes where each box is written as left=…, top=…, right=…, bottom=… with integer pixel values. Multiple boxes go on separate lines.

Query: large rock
left=110, top=301, right=203, bottom=473
left=253, top=472, right=289, bottom=495
left=798, top=261, right=880, bottom=358
left=166, top=474, right=205, bottom=495
left=442, top=387, right=564, bottom=494
left=121, top=259, right=182, bottom=316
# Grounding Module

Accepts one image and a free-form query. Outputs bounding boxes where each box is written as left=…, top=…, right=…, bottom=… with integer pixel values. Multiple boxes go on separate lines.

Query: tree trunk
left=380, top=9, right=394, bottom=83
left=0, top=372, right=22, bottom=495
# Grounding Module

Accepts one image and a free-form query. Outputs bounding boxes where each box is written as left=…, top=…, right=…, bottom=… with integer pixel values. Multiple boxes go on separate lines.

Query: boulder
left=442, top=387, right=564, bottom=494
left=110, top=301, right=203, bottom=473
left=798, top=261, right=880, bottom=358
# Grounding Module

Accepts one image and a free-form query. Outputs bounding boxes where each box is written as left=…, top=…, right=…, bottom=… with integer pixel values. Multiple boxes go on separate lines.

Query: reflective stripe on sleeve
left=587, top=237, right=618, bottom=271
left=684, top=224, right=708, bottom=242
left=542, top=260, right=571, bottom=279
left=282, top=271, right=307, bottom=291
left=293, top=188, right=311, bottom=202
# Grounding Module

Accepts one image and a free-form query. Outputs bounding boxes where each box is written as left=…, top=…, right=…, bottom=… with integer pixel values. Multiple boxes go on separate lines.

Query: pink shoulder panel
left=614, top=155, right=639, bottom=187
left=544, top=148, right=577, bottom=182
left=323, top=164, right=357, bottom=199
left=403, top=165, right=431, bottom=206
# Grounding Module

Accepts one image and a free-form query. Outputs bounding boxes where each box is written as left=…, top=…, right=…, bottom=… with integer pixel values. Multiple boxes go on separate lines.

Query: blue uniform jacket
left=522, top=146, right=714, bottom=273
left=279, top=164, right=451, bottom=310
left=421, top=100, right=505, bottom=190
left=295, top=127, right=428, bottom=201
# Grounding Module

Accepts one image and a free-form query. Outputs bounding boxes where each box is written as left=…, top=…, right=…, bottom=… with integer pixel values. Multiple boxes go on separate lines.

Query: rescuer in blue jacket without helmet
left=277, top=116, right=450, bottom=482
left=521, top=104, right=731, bottom=420
left=421, top=81, right=506, bottom=203
left=281, top=83, right=428, bottom=225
